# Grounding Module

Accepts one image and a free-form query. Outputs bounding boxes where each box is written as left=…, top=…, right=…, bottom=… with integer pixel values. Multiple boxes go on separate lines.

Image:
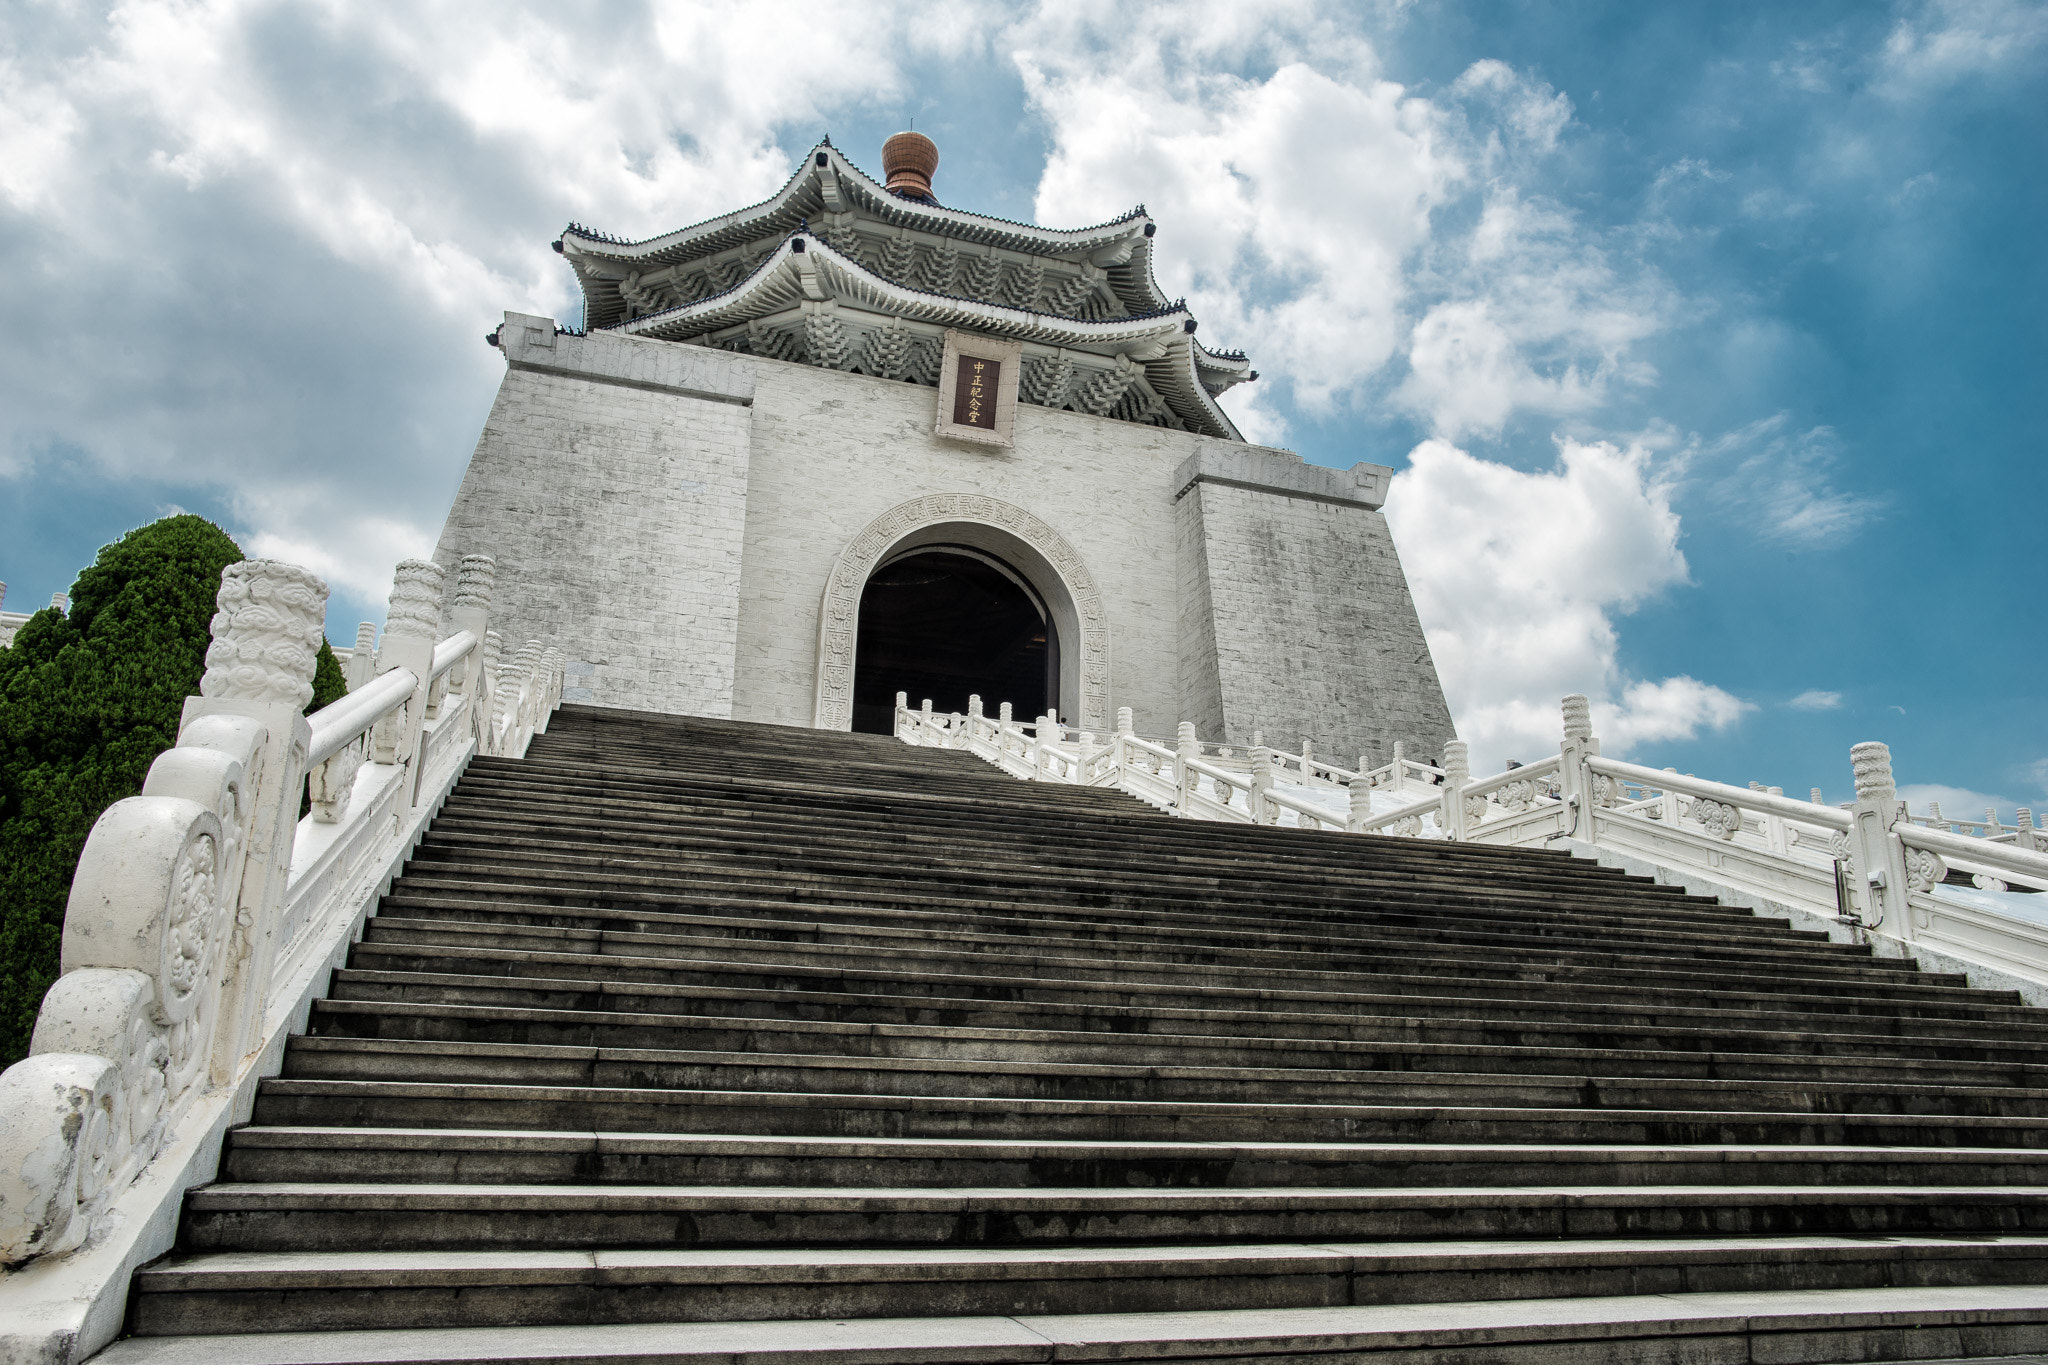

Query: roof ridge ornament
left=882, top=130, right=940, bottom=205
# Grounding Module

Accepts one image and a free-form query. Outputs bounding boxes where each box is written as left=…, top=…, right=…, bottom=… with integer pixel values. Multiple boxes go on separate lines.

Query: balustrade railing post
left=1441, top=740, right=1471, bottom=841
left=345, top=622, right=378, bottom=690
left=1347, top=772, right=1371, bottom=834
left=1848, top=741, right=1914, bottom=937
left=479, top=631, right=503, bottom=752
left=447, top=555, right=496, bottom=698
left=1175, top=721, right=1199, bottom=812
left=1558, top=695, right=1600, bottom=840
left=537, top=648, right=564, bottom=733
left=370, top=560, right=444, bottom=778
left=1390, top=740, right=1405, bottom=792
left=181, top=559, right=329, bottom=1079
left=894, top=691, right=909, bottom=738
left=1250, top=744, right=1274, bottom=824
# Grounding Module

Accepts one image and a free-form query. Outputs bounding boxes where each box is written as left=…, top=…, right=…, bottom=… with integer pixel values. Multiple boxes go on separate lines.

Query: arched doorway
left=813, top=494, right=1109, bottom=735
left=850, top=548, right=1058, bottom=734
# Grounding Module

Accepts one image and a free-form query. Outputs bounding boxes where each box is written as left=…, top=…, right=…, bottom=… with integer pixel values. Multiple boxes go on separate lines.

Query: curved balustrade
left=0, top=554, right=563, bottom=1364
left=897, top=691, right=2048, bottom=1002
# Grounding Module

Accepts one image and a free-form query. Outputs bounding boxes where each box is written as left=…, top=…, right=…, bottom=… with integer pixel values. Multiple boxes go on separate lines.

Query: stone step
left=438, top=768, right=1723, bottom=899
left=373, top=884, right=1840, bottom=986
left=304, top=997, right=2048, bottom=1088
left=391, top=826, right=1867, bottom=945
left=385, top=871, right=1813, bottom=979
left=277, top=1034, right=2048, bottom=1119
left=413, top=807, right=1764, bottom=925
left=126, top=1236, right=2048, bottom=1336
left=84, top=1285, right=2048, bottom=1365
left=219, top=1126, right=2048, bottom=1190
left=178, top=1181, right=2048, bottom=1252
left=354, top=910, right=1921, bottom=1004
left=247, top=1076, right=2048, bottom=1147
left=381, top=854, right=1853, bottom=954
left=334, top=936, right=2011, bottom=1023
left=374, top=871, right=1875, bottom=972
left=320, top=969, right=2035, bottom=1071
left=323, top=960, right=2048, bottom=1046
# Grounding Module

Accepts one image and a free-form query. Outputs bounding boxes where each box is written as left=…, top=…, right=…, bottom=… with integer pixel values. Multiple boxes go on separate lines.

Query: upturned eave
left=560, top=141, right=1156, bottom=272
left=608, top=232, right=1242, bottom=440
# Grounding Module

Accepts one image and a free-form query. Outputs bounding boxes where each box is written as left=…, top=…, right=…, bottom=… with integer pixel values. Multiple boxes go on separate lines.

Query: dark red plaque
left=951, top=355, right=1000, bottom=428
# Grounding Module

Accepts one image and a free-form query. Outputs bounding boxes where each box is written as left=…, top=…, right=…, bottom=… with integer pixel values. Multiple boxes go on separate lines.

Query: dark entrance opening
left=851, top=548, right=1058, bottom=734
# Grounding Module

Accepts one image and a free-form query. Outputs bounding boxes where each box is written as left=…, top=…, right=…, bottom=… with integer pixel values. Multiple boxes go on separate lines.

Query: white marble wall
left=433, top=313, right=1453, bottom=753
left=433, top=315, right=753, bottom=716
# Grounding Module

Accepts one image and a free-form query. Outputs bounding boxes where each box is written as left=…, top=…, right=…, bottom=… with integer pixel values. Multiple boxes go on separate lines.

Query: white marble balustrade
left=0, top=553, right=563, bottom=1364
left=896, top=692, right=2048, bottom=1003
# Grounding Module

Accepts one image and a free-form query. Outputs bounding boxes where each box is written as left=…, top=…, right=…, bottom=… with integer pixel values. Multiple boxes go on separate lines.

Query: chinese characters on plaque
left=952, top=356, right=1000, bottom=429
left=934, top=330, right=1022, bottom=447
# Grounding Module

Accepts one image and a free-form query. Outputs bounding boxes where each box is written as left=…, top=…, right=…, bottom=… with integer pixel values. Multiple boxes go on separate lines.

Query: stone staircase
left=102, top=706, right=2048, bottom=1363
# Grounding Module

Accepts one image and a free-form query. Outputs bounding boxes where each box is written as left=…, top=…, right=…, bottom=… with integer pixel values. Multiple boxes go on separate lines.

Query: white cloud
left=0, top=0, right=939, bottom=619
left=1385, top=436, right=1748, bottom=770
left=1695, top=413, right=1886, bottom=546
left=1878, top=0, right=2048, bottom=93
left=1788, top=689, right=1843, bottom=710
left=1014, top=4, right=1669, bottom=438
left=1397, top=190, right=1666, bottom=438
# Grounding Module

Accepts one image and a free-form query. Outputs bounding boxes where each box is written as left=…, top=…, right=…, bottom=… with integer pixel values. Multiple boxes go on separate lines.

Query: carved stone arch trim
left=814, top=494, right=1111, bottom=733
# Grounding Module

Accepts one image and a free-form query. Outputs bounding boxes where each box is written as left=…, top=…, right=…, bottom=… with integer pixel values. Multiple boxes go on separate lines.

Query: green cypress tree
left=308, top=639, right=346, bottom=715
left=0, top=515, right=245, bottom=1064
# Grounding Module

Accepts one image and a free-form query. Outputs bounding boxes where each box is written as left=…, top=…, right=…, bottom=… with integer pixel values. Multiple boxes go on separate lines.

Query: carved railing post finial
left=345, top=622, right=378, bottom=690
left=1116, top=707, right=1133, bottom=737
left=1443, top=740, right=1471, bottom=788
left=1561, top=694, right=1593, bottom=745
left=1850, top=742, right=1896, bottom=804
left=200, top=560, right=329, bottom=710
left=372, top=559, right=447, bottom=766
left=385, top=559, right=446, bottom=645
left=448, top=555, right=497, bottom=695
left=1347, top=773, right=1372, bottom=834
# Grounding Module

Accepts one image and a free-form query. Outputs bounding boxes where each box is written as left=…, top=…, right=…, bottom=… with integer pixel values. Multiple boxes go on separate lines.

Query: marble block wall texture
left=433, top=312, right=1456, bottom=761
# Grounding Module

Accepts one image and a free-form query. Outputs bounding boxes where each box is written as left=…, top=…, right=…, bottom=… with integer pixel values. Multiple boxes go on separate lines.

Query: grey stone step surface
left=93, top=1288, right=2048, bottom=1365
left=178, top=1182, right=2048, bottom=1251
left=114, top=706, right=2048, bottom=1361
left=122, top=1236, right=2048, bottom=1335
left=303, top=994, right=2048, bottom=1084
left=218, top=1128, right=2048, bottom=1190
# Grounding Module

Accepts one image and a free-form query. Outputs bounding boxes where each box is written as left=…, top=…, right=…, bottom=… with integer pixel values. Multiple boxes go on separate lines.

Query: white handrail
left=1587, top=754, right=1852, bottom=830
left=1357, top=791, right=1439, bottom=830
left=1464, top=753, right=1563, bottom=798
left=1901, top=822, right=2048, bottom=883
left=304, top=666, right=417, bottom=767
left=430, top=628, right=478, bottom=681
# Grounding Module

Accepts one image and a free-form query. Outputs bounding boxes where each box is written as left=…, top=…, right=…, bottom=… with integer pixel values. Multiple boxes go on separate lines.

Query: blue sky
left=1, top=0, right=2041, bottom=815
